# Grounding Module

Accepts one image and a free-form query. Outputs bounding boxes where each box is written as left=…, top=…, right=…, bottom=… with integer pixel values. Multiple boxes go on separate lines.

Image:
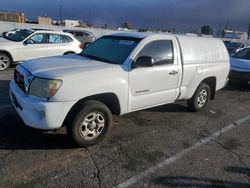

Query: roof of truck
left=109, top=32, right=229, bottom=64
left=108, top=32, right=222, bottom=42
left=108, top=32, right=158, bottom=39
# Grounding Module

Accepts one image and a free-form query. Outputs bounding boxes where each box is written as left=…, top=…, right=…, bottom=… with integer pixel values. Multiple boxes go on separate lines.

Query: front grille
left=14, top=69, right=26, bottom=93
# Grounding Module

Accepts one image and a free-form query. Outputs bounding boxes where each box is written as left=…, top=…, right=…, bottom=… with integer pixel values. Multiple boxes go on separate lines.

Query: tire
left=67, top=100, right=113, bottom=147
left=0, top=53, right=11, bottom=71
left=187, top=83, right=210, bottom=112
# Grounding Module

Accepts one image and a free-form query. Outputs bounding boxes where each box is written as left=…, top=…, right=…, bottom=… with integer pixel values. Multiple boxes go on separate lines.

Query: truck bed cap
left=176, top=35, right=229, bottom=64
left=108, top=32, right=229, bottom=64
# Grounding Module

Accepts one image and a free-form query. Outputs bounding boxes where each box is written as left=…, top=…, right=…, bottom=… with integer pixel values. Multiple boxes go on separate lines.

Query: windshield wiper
left=79, top=54, right=116, bottom=64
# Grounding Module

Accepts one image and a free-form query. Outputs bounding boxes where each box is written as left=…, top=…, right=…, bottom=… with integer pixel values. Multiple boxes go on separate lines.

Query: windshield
left=233, top=48, right=250, bottom=60
left=80, top=36, right=141, bottom=64
left=4, top=29, right=34, bottom=42
left=228, top=42, right=242, bottom=49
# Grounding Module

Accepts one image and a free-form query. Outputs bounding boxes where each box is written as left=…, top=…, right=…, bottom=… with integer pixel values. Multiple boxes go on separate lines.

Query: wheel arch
left=0, top=50, right=13, bottom=62
left=201, top=77, right=217, bottom=100
left=63, top=51, right=76, bottom=55
left=62, top=93, right=121, bottom=127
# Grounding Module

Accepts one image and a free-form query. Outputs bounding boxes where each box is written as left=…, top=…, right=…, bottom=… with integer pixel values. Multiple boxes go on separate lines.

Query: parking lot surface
left=0, top=68, right=250, bottom=187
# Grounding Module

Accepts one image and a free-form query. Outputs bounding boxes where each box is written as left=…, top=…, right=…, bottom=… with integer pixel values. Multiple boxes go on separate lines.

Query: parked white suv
left=10, top=32, right=230, bottom=147
left=0, top=28, right=83, bottom=71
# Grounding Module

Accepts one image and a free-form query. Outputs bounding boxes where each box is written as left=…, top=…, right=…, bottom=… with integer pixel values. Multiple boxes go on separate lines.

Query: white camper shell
left=176, top=36, right=229, bottom=64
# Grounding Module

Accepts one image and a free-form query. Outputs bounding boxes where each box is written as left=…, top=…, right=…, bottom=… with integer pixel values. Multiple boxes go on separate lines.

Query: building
left=214, top=29, right=248, bottom=40
left=38, top=16, right=52, bottom=25
left=64, top=19, right=80, bottom=27
left=0, top=11, right=26, bottom=23
left=223, top=30, right=248, bottom=40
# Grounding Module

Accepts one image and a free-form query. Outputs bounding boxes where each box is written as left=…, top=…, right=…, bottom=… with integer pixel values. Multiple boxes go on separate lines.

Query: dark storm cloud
left=1, top=0, right=249, bottom=31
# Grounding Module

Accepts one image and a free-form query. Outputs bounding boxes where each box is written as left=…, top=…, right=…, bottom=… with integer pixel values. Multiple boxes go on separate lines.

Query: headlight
left=28, top=77, right=62, bottom=98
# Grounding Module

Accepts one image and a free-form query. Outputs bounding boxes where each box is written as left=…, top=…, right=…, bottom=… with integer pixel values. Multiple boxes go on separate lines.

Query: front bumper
left=9, top=80, right=76, bottom=130
left=229, top=70, right=250, bottom=85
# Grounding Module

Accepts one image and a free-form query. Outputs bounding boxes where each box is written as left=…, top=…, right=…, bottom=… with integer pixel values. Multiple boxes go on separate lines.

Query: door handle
left=169, top=70, right=178, bottom=75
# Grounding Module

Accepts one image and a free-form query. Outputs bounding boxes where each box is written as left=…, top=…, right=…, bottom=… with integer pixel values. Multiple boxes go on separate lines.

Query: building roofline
left=0, top=10, right=25, bottom=14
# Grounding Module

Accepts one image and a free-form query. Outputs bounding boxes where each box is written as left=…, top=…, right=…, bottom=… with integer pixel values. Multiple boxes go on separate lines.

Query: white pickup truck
left=10, top=32, right=230, bottom=147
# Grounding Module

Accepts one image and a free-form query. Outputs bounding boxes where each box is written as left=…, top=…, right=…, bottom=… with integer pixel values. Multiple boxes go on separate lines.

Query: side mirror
left=23, top=39, right=32, bottom=45
left=135, top=56, right=154, bottom=68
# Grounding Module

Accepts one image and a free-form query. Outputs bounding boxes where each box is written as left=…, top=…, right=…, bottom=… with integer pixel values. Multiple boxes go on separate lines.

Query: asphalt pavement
left=0, top=68, right=250, bottom=188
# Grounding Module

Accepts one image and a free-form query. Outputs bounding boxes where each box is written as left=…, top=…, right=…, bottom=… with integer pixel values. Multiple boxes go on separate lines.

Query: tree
left=121, top=22, right=132, bottom=29
left=201, top=25, right=213, bottom=35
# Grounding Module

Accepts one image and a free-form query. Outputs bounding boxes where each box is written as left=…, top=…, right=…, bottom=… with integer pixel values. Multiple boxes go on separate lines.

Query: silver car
left=63, top=30, right=96, bottom=46
left=227, top=41, right=250, bottom=56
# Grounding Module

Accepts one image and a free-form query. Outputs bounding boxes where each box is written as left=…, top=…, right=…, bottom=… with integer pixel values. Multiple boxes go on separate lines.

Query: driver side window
left=28, top=33, right=47, bottom=44
left=138, top=40, right=173, bottom=65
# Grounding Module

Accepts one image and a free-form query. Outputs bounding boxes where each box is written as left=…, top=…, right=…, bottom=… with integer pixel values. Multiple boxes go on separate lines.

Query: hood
left=21, top=55, right=119, bottom=78
left=230, top=58, right=250, bottom=72
left=0, top=36, right=16, bottom=45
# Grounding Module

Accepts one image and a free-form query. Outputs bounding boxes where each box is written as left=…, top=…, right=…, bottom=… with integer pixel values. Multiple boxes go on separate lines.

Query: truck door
left=129, top=39, right=180, bottom=111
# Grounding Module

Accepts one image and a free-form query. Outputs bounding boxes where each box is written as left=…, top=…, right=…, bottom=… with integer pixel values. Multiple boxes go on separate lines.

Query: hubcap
left=197, top=89, right=208, bottom=108
left=79, top=112, right=105, bottom=140
left=0, top=55, right=10, bottom=71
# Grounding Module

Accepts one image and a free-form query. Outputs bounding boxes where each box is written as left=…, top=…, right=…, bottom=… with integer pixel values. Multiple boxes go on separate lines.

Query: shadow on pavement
left=151, top=176, right=250, bottom=187
left=0, top=80, right=11, bottom=106
left=145, top=103, right=189, bottom=113
left=223, top=82, right=250, bottom=92
left=224, top=166, right=250, bottom=177
left=0, top=107, right=77, bottom=150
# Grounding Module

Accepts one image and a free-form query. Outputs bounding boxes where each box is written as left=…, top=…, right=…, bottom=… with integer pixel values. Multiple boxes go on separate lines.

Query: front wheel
left=0, top=53, right=11, bottom=71
left=187, top=83, right=210, bottom=112
left=67, top=101, right=113, bottom=147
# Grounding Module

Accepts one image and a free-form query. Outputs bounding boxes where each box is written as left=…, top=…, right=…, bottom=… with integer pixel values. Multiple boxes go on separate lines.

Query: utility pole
left=60, top=5, right=62, bottom=25
left=88, top=10, right=92, bottom=26
left=223, top=21, right=229, bottom=38
left=248, top=17, right=250, bottom=40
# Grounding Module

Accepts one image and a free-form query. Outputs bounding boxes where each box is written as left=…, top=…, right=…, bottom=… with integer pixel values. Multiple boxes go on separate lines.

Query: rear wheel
left=0, top=53, right=11, bottom=71
left=67, top=101, right=113, bottom=147
left=187, top=83, right=210, bottom=112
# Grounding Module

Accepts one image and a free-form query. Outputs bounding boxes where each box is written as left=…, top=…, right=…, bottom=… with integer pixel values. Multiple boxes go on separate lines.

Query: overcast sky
left=1, top=0, right=250, bottom=31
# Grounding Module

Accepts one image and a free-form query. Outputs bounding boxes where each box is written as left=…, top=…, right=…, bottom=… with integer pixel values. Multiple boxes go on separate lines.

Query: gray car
left=227, top=41, right=250, bottom=56
left=63, top=29, right=96, bottom=46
